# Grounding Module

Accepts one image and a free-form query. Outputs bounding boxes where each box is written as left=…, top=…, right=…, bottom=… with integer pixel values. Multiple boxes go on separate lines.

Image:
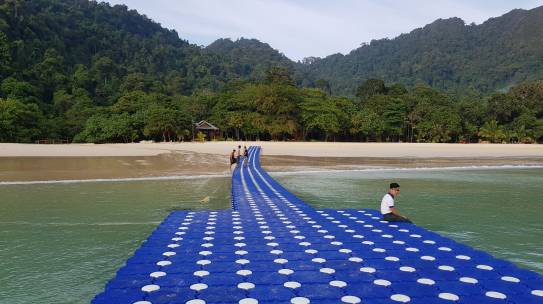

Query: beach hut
left=194, top=120, right=220, bottom=140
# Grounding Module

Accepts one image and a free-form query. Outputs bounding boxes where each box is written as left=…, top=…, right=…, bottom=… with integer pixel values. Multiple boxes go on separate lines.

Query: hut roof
left=195, top=120, right=219, bottom=131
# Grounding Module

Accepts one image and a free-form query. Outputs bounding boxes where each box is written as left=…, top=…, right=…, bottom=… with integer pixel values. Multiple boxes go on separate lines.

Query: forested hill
left=1, top=0, right=542, bottom=144
left=205, top=38, right=296, bottom=81
left=301, top=6, right=543, bottom=95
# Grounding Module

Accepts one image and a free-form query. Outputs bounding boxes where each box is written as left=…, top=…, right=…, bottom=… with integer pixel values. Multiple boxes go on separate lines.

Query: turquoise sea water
left=0, top=168, right=542, bottom=303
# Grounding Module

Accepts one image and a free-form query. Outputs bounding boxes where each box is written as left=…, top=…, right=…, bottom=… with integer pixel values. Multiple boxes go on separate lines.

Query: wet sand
left=1, top=152, right=542, bottom=182
left=0, top=152, right=229, bottom=182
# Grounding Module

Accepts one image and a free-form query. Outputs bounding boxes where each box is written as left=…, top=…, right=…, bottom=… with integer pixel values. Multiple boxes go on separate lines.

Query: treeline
left=6, top=68, right=540, bottom=143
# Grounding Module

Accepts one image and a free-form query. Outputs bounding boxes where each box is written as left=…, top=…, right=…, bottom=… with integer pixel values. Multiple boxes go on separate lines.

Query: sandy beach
left=1, top=142, right=542, bottom=182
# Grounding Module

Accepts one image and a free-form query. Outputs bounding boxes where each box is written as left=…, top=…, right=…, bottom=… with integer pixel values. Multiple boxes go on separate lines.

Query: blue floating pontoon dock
left=93, top=147, right=543, bottom=304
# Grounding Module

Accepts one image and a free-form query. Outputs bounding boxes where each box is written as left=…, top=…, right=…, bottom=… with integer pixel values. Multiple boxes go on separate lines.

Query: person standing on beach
left=230, top=149, right=237, bottom=171
left=381, top=183, right=412, bottom=223
left=237, top=145, right=242, bottom=166
left=243, top=146, right=249, bottom=167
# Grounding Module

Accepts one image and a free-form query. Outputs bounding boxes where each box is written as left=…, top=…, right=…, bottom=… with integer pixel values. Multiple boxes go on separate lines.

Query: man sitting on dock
left=381, top=182, right=412, bottom=223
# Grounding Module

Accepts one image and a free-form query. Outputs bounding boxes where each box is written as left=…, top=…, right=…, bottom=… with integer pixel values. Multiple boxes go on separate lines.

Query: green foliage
left=196, top=131, right=206, bottom=142
left=0, top=98, right=43, bottom=142
left=479, top=120, right=505, bottom=143
left=356, top=79, right=387, bottom=102
left=0, top=0, right=542, bottom=144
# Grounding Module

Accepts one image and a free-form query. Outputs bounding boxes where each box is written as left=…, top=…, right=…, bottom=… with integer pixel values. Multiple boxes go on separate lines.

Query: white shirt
left=380, top=193, right=395, bottom=215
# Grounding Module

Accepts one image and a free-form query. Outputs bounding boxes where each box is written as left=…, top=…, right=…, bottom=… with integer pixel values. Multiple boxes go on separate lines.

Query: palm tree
left=478, top=120, right=505, bottom=143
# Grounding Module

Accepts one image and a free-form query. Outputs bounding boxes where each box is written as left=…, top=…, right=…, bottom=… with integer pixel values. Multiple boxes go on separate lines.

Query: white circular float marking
left=423, top=240, right=436, bottom=244
left=456, top=255, right=471, bottom=260
left=312, top=258, right=326, bottom=263
left=278, top=269, right=294, bottom=275
left=237, top=270, right=252, bottom=276
left=235, top=250, right=248, bottom=255
left=197, top=259, right=211, bottom=265
left=341, top=295, right=361, bottom=303
left=374, top=279, right=391, bottom=287
left=186, top=300, right=206, bottom=304
left=236, top=259, right=250, bottom=265
left=400, top=266, right=416, bottom=272
left=199, top=251, right=212, bottom=256
left=168, top=244, right=180, bottom=248
left=157, top=261, right=171, bottom=267
left=284, top=281, right=301, bottom=289
left=134, top=301, right=152, bottom=304
left=163, top=251, right=176, bottom=257
left=320, top=268, right=335, bottom=274
left=476, top=264, right=493, bottom=270
left=439, top=293, right=459, bottom=301
left=349, top=257, right=363, bottom=262
left=385, top=256, right=400, bottom=262
left=238, top=282, right=256, bottom=290
left=141, top=284, right=160, bottom=292
left=339, top=249, right=352, bottom=253
left=290, top=297, right=310, bottom=304
left=439, top=265, right=455, bottom=271
left=532, top=290, right=543, bottom=297
left=193, top=270, right=209, bottom=277
left=417, top=278, right=435, bottom=285
left=239, top=298, right=258, bottom=304
left=393, top=240, right=405, bottom=245
left=150, top=271, right=166, bottom=278
left=270, top=250, right=283, bottom=255
left=373, top=248, right=386, bottom=253
left=274, top=258, right=288, bottom=264
left=405, top=247, right=419, bottom=252
left=391, top=294, right=411, bottom=303
left=459, top=277, right=478, bottom=284
left=438, top=247, right=452, bottom=251
left=330, top=280, right=347, bottom=287
left=360, top=267, right=376, bottom=273
left=501, top=276, right=520, bottom=283
left=190, top=283, right=208, bottom=291
left=486, top=291, right=506, bottom=299
left=420, top=256, right=436, bottom=261
left=305, top=249, right=318, bottom=254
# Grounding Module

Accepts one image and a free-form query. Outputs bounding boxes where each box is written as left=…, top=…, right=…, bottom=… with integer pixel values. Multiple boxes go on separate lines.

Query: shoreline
left=1, top=142, right=542, bottom=182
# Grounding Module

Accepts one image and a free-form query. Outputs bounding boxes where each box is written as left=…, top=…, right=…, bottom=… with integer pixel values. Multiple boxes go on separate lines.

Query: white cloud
left=106, top=0, right=543, bottom=61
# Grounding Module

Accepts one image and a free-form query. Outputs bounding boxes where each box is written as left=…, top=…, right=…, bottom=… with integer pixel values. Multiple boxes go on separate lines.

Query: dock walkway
left=93, top=147, right=543, bottom=304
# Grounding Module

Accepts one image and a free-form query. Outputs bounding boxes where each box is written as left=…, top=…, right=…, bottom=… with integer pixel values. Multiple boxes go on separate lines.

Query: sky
left=106, top=0, right=543, bottom=61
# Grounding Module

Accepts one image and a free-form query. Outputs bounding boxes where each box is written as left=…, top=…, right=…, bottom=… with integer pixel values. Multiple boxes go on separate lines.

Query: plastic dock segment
left=93, top=146, right=543, bottom=304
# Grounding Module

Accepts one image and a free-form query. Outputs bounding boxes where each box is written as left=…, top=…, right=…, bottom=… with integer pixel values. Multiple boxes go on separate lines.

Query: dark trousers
left=383, top=213, right=412, bottom=223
